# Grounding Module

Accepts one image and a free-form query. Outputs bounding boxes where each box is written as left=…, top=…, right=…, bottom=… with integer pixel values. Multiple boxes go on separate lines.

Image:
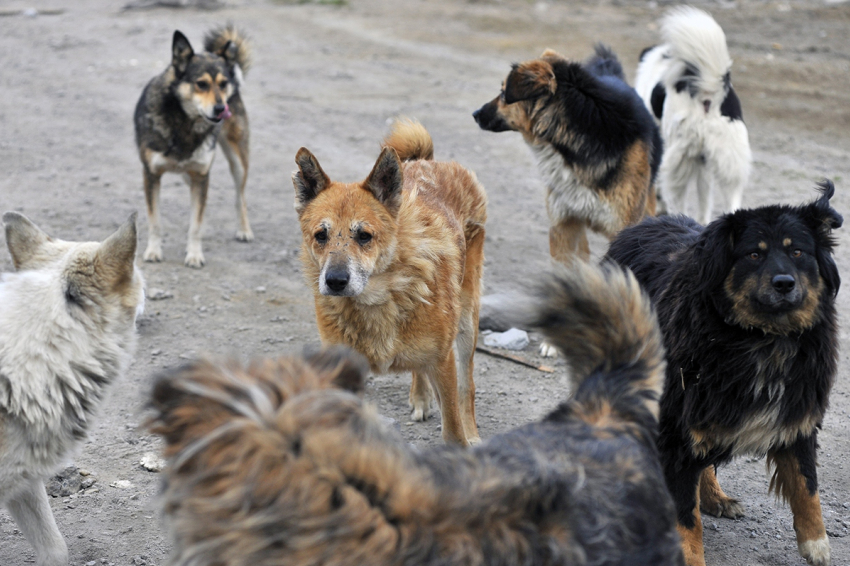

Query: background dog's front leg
left=768, top=438, right=830, bottom=566
left=699, top=466, right=744, bottom=518
left=6, top=478, right=68, bottom=566
left=548, top=217, right=590, bottom=264
left=142, top=167, right=164, bottom=262
left=185, top=172, right=210, bottom=268
left=409, top=370, right=433, bottom=422
left=427, top=352, right=467, bottom=446
left=667, top=461, right=706, bottom=566
left=219, top=116, right=253, bottom=242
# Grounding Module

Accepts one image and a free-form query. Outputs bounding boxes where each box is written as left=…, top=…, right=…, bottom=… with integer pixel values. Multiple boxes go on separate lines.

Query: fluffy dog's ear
left=693, top=214, right=737, bottom=293
left=3, top=212, right=52, bottom=270
left=95, top=213, right=138, bottom=288
left=364, top=147, right=403, bottom=216
left=803, top=180, right=842, bottom=295
left=292, top=148, right=331, bottom=214
left=172, top=30, right=194, bottom=76
left=504, top=60, right=556, bottom=104
left=304, top=346, right=369, bottom=394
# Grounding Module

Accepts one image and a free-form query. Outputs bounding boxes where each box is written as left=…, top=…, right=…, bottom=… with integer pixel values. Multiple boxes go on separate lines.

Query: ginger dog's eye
left=357, top=231, right=372, bottom=245
left=315, top=229, right=328, bottom=244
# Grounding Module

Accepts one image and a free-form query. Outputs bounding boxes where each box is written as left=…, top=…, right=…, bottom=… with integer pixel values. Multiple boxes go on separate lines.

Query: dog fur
left=148, top=261, right=684, bottom=566
left=474, top=44, right=662, bottom=264
left=292, top=119, right=486, bottom=446
left=134, top=26, right=252, bottom=268
left=635, top=6, right=752, bottom=225
left=605, top=181, right=842, bottom=566
left=0, top=213, right=145, bottom=566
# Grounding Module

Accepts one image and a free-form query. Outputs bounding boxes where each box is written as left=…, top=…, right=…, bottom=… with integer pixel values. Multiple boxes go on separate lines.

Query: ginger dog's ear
left=364, top=147, right=404, bottom=216
left=293, top=148, right=332, bottom=214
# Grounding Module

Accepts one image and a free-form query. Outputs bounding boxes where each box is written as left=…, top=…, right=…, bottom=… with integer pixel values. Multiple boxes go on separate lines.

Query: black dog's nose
left=213, top=104, right=227, bottom=116
left=325, top=270, right=349, bottom=293
left=472, top=108, right=481, bottom=123
left=772, top=274, right=796, bottom=294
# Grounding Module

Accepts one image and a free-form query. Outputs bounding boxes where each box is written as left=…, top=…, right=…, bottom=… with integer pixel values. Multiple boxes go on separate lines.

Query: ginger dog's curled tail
left=204, top=25, right=252, bottom=78
left=524, top=261, right=666, bottom=422
left=382, top=118, right=434, bottom=161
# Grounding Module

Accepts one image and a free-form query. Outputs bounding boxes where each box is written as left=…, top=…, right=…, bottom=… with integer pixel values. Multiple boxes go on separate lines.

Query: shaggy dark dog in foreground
left=148, top=263, right=684, bottom=566
left=606, top=181, right=841, bottom=566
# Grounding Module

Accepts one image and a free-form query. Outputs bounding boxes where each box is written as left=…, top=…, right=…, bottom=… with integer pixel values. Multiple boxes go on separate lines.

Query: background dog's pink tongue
left=218, top=104, right=232, bottom=120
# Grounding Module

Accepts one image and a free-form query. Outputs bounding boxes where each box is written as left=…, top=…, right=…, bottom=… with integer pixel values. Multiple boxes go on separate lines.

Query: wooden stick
left=475, top=345, right=555, bottom=373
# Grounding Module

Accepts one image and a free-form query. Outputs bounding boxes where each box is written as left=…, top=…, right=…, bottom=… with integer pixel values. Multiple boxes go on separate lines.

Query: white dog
left=0, top=213, right=145, bottom=566
left=635, top=6, right=751, bottom=225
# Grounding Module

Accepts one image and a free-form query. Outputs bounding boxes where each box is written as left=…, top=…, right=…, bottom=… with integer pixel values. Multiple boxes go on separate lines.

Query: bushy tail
left=522, top=261, right=666, bottom=421
left=204, top=24, right=252, bottom=76
left=661, top=7, right=730, bottom=84
left=148, top=347, right=425, bottom=565
left=583, top=43, right=625, bottom=80
left=381, top=117, right=434, bottom=161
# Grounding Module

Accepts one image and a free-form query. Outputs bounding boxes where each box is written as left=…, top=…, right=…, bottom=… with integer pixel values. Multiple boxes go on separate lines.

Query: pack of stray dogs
left=0, top=7, right=842, bottom=566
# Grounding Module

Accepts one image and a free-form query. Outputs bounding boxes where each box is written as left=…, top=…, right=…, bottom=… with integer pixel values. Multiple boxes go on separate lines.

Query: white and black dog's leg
left=6, top=478, right=68, bottom=566
left=695, top=166, right=715, bottom=226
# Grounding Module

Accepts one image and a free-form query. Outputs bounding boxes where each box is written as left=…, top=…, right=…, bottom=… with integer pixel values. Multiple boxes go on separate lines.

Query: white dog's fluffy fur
left=635, top=6, right=751, bottom=225
left=0, top=212, right=144, bottom=566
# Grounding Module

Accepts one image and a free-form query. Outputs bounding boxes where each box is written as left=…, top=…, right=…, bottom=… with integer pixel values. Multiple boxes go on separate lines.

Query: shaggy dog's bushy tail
left=204, top=24, right=252, bottom=76
left=523, top=261, right=666, bottom=421
left=381, top=118, right=434, bottom=161
left=584, top=43, right=625, bottom=80
left=661, top=7, right=731, bottom=90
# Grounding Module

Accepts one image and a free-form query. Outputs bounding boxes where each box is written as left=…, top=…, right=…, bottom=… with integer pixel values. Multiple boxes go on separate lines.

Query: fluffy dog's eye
left=792, top=249, right=803, bottom=258
left=315, top=229, right=328, bottom=244
left=357, top=231, right=373, bottom=245
left=196, top=80, right=210, bottom=90
left=219, top=79, right=229, bottom=89
left=748, top=252, right=760, bottom=260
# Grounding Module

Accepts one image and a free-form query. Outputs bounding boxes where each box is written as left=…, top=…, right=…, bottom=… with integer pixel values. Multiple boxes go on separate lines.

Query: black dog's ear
left=292, top=148, right=332, bottom=214
left=172, top=30, right=194, bottom=76
left=693, top=214, right=737, bottom=293
left=504, top=60, right=556, bottom=104
left=803, top=180, right=842, bottom=295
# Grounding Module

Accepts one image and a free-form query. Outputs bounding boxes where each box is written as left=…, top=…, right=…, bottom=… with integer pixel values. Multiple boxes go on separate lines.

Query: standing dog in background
left=635, top=7, right=751, bottom=225
left=606, top=181, right=841, bottom=566
left=474, top=44, right=662, bottom=264
left=292, top=119, right=487, bottom=446
left=148, top=262, right=684, bottom=566
left=0, top=213, right=145, bottom=566
left=135, top=26, right=252, bottom=268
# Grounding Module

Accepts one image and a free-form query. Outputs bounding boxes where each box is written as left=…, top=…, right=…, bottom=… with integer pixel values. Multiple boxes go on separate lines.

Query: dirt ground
left=1, top=0, right=849, bottom=564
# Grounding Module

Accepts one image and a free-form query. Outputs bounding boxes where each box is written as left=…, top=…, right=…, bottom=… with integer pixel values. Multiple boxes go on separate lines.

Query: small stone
left=109, top=480, right=134, bottom=490
left=147, top=288, right=174, bottom=301
left=483, top=328, right=529, bottom=351
left=140, top=452, right=166, bottom=473
left=255, top=286, right=266, bottom=293
left=86, top=561, right=97, bottom=566
left=46, top=466, right=82, bottom=497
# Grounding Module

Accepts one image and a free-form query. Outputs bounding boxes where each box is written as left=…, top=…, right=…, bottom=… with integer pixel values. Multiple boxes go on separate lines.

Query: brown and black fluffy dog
left=134, top=26, right=252, bottom=268
left=292, top=119, right=486, bottom=446
left=148, top=262, right=685, bottom=566
left=474, top=45, right=662, bottom=265
left=606, top=181, right=842, bottom=566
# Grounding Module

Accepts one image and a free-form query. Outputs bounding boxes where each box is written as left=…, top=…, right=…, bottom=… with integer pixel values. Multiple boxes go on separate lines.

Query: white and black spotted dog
left=636, top=6, right=751, bottom=225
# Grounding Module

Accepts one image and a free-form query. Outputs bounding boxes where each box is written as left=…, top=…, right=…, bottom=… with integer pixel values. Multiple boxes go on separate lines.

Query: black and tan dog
left=474, top=44, right=662, bottom=265
left=148, top=262, right=684, bottom=566
left=134, top=26, right=252, bottom=268
left=606, top=181, right=842, bottom=566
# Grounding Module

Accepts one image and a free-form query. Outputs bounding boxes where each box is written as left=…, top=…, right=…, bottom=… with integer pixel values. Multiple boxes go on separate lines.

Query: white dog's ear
left=293, top=148, right=332, bottom=214
left=3, top=212, right=51, bottom=270
left=95, top=213, right=138, bottom=286
left=364, top=147, right=403, bottom=216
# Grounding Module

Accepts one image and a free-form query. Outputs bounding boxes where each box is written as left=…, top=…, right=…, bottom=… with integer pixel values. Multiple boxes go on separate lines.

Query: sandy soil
left=1, top=0, right=849, bottom=564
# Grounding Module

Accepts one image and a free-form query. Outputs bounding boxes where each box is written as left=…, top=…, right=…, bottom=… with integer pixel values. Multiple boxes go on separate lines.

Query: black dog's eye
left=315, top=229, right=328, bottom=244
left=357, top=231, right=373, bottom=245
left=196, top=80, right=210, bottom=90
left=792, top=249, right=803, bottom=258
left=748, top=251, right=761, bottom=260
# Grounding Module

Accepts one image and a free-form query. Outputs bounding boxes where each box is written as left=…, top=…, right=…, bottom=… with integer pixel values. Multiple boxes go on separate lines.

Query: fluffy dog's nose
left=325, top=270, right=349, bottom=293
left=772, top=274, right=796, bottom=294
left=472, top=108, right=481, bottom=123
left=213, top=103, right=227, bottom=115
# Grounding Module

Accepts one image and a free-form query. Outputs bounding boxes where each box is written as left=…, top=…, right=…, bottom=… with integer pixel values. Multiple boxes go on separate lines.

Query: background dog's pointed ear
left=304, top=346, right=369, bottom=394
left=3, top=212, right=51, bottom=270
left=293, top=148, right=331, bottom=214
left=364, top=148, right=403, bottom=216
left=172, top=30, right=194, bottom=76
left=504, top=60, right=556, bottom=104
left=95, top=213, right=138, bottom=287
